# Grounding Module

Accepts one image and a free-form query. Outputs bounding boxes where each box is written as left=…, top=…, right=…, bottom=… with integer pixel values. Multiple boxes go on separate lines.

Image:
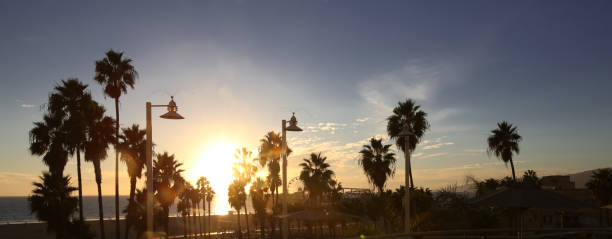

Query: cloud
left=359, top=62, right=439, bottom=112
left=422, top=142, right=454, bottom=150
left=20, top=104, right=35, bottom=108
left=0, top=172, right=37, bottom=184
left=355, top=117, right=369, bottom=123
left=305, top=122, right=348, bottom=134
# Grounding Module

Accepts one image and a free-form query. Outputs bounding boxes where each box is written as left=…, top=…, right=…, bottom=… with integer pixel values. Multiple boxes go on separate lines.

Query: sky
left=1, top=0, right=611, bottom=206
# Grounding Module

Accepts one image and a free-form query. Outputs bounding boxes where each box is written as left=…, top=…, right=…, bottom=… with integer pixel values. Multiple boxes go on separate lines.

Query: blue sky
left=1, top=0, right=611, bottom=197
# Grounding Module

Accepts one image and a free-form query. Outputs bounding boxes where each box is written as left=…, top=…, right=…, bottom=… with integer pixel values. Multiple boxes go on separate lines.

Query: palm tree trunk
left=76, top=149, right=84, bottom=221
left=183, top=215, right=187, bottom=239
left=196, top=202, right=202, bottom=237
left=208, top=200, right=212, bottom=238
left=191, top=204, right=196, bottom=238
left=510, top=159, right=517, bottom=181
left=236, top=210, right=242, bottom=239
left=164, top=206, right=170, bottom=236
left=125, top=177, right=136, bottom=239
left=114, top=98, right=121, bottom=239
left=243, top=201, right=250, bottom=239
left=95, top=161, right=106, bottom=239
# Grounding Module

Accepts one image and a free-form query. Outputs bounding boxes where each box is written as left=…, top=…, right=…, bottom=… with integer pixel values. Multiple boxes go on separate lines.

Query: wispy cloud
left=20, top=104, right=35, bottom=108
left=355, top=117, right=369, bottom=123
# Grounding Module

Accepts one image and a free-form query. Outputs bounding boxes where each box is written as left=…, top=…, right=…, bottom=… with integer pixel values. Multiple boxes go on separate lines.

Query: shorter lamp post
left=146, top=96, right=184, bottom=237
left=398, top=123, right=414, bottom=233
left=281, top=113, right=302, bottom=239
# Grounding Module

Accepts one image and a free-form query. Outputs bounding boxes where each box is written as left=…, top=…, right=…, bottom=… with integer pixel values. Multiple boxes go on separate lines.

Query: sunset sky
left=1, top=0, right=611, bottom=211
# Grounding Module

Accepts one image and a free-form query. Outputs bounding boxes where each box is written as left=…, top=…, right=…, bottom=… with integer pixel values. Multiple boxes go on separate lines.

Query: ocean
left=0, top=196, right=252, bottom=224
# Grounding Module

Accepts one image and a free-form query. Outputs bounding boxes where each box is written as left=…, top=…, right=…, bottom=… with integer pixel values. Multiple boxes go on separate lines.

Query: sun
left=187, top=141, right=238, bottom=215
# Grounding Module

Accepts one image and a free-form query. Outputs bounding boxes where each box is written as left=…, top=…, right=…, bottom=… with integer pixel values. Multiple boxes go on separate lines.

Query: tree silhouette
left=94, top=49, right=138, bottom=237
left=250, top=178, right=268, bottom=239
left=205, top=183, right=215, bottom=237
left=299, top=153, right=335, bottom=207
left=234, top=147, right=256, bottom=237
left=47, top=78, right=93, bottom=222
left=118, top=124, right=146, bottom=239
left=153, top=151, right=185, bottom=235
left=258, top=132, right=291, bottom=206
left=28, top=172, right=77, bottom=239
left=177, top=187, right=191, bottom=239
left=586, top=168, right=612, bottom=205
left=521, top=170, right=541, bottom=188
left=84, top=102, right=115, bottom=239
left=386, top=99, right=429, bottom=188
left=228, top=179, right=246, bottom=239
left=197, top=177, right=210, bottom=237
left=487, top=121, right=522, bottom=181
left=29, top=112, right=69, bottom=176
left=359, top=138, right=397, bottom=195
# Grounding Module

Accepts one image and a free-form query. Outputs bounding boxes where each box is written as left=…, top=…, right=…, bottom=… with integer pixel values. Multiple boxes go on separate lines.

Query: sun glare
left=188, top=141, right=238, bottom=215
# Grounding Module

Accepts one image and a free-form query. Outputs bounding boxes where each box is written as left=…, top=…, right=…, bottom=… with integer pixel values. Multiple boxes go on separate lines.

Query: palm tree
left=188, top=186, right=199, bottom=238
left=228, top=179, right=246, bottom=239
left=386, top=99, right=429, bottom=188
left=258, top=132, right=290, bottom=206
left=522, top=170, right=541, bottom=187
left=250, top=178, right=268, bottom=239
left=586, top=168, right=612, bottom=205
left=29, top=112, right=69, bottom=176
left=153, top=152, right=185, bottom=235
left=358, top=138, right=397, bottom=195
left=234, top=147, right=256, bottom=237
left=197, top=177, right=210, bottom=237
left=94, top=49, right=138, bottom=237
left=84, top=102, right=115, bottom=239
left=487, top=121, right=522, bottom=181
left=177, top=190, right=191, bottom=239
left=47, top=78, right=93, bottom=222
left=118, top=124, right=146, bottom=239
left=205, top=184, right=215, bottom=237
left=28, top=172, right=78, bottom=239
left=299, top=153, right=335, bottom=207
left=180, top=183, right=195, bottom=238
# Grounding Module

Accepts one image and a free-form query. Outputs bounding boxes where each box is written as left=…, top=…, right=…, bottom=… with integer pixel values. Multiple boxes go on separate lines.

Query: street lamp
left=146, top=96, right=184, bottom=237
left=398, top=123, right=414, bottom=234
left=281, top=113, right=302, bottom=239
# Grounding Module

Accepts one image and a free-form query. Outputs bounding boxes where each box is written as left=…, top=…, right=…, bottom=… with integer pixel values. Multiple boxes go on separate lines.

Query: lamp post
left=398, top=123, right=414, bottom=234
left=146, top=96, right=184, bottom=237
left=281, top=113, right=302, bottom=239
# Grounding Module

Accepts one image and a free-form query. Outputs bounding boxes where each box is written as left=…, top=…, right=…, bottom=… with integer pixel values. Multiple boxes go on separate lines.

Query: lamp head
left=160, top=96, right=184, bottom=120
left=286, top=112, right=302, bottom=132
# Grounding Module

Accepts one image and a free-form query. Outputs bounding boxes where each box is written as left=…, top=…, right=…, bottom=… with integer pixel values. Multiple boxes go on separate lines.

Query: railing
left=346, top=228, right=612, bottom=239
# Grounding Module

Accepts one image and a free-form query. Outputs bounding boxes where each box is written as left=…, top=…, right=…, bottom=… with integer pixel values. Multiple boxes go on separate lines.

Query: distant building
left=541, top=175, right=575, bottom=190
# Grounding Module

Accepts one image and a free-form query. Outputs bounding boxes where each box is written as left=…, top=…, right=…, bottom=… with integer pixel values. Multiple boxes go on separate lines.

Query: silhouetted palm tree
left=29, top=112, right=69, bottom=176
left=94, top=49, right=138, bottom=237
left=128, top=188, right=163, bottom=239
left=258, top=132, right=291, bottom=206
left=47, top=78, right=93, bottom=222
left=487, top=121, right=522, bottom=181
left=28, top=172, right=78, bottom=239
left=118, top=124, right=146, bottom=239
left=359, top=138, right=397, bottom=195
left=188, top=186, right=199, bottom=238
left=299, top=153, right=335, bottom=207
left=387, top=99, right=429, bottom=188
left=234, top=147, right=256, bottom=237
left=586, top=168, right=612, bottom=205
left=250, top=178, right=268, bottom=239
left=177, top=189, right=191, bottom=239
left=153, top=152, right=185, bottom=235
left=522, top=170, right=541, bottom=187
left=205, top=184, right=215, bottom=237
left=84, top=102, right=115, bottom=239
left=197, top=177, right=210, bottom=237
left=228, top=179, right=246, bottom=239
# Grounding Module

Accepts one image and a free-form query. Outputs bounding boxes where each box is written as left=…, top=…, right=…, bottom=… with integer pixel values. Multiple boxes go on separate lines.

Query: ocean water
left=0, top=196, right=253, bottom=224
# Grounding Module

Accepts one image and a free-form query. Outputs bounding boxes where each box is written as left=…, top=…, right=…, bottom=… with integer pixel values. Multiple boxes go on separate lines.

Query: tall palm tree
left=177, top=190, right=191, bottom=239
left=386, top=99, right=429, bottom=188
left=234, top=147, right=256, bottom=236
left=188, top=186, right=199, bottom=238
left=205, top=184, right=215, bottom=237
left=29, top=112, right=69, bottom=176
left=586, top=168, right=612, bottom=205
left=180, top=183, right=195, bottom=238
left=84, top=102, right=115, bottom=239
left=94, top=49, right=138, bottom=237
left=153, top=152, right=185, bottom=235
left=358, top=138, right=397, bottom=195
left=197, top=177, right=210, bottom=237
left=28, top=172, right=78, bottom=239
left=259, top=132, right=292, bottom=206
left=250, top=178, right=268, bottom=239
left=487, top=121, right=522, bottom=181
left=47, top=78, right=93, bottom=222
left=299, top=153, right=335, bottom=207
left=118, top=124, right=146, bottom=239
left=228, top=179, right=246, bottom=239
